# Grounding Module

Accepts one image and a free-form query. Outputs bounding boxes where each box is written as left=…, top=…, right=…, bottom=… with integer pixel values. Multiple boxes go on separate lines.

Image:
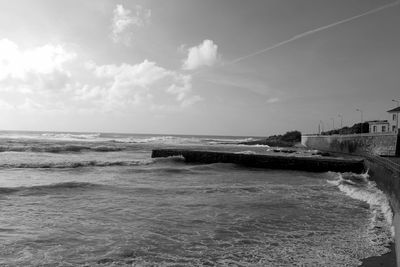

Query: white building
left=387, top=106, right=400, bottom=133
left=367, top=120, right=390, bottom=133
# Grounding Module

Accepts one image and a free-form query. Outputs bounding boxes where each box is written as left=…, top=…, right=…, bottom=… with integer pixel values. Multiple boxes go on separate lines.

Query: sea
left=0, top=131, right=394, bottom=266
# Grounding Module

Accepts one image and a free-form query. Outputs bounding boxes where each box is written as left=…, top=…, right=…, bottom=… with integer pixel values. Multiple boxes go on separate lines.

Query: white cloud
left=82, top=60, right=201, bottom=110
left=266, top=97, right=280, bottom=104
left=0, top=39, right=201, bottom=113
left=0, top=39, right=75, bottom=78
left=182, top=39, right=219, bottom=70
left=0, top=39, right=76, bottom=93
left=111, top=4, right=151, bottom=44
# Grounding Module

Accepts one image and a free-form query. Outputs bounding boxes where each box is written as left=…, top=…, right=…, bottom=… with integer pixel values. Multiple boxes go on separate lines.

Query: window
left=373, top=126, right=377, bottom=132
left=382, top=126, right=386, bottom=132
left=393, top=125, right=396, bottom=132
left=394, top=114, right=397, bottom=121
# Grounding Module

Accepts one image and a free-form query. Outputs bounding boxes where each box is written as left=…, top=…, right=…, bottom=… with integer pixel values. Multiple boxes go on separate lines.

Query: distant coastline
left=239, top=130, right=301, bottom=147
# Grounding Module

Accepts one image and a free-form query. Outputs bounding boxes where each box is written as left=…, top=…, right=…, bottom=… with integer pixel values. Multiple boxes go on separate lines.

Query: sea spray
left=327, top=171, right=394, bottom=239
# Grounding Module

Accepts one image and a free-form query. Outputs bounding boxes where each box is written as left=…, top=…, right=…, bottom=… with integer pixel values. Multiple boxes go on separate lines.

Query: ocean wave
left=0, top=145, right=124, bottom=153
left=234, top=151, right=257, bottom=155
left=327, top=171, right=394, bottom=237
left=113, top=136, right=202, bottom=145
left=0, top=159, right=153, bottom=169
left=0, top=131, right=260, bottom=146
left=41, top=133, right=101, bottom=140
left=244, top=144, right=270, bottom=148
left=203, top=137, right=257, bottom=145
left=0, top=132, right=107, bottom=142
left=0, top=182, right=103, bottom=195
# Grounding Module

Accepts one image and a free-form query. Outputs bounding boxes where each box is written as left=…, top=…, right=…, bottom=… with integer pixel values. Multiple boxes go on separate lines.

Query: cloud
left=0, top=39, right=75, bottom=80
left=82, top=60, right=201, bottom=110
left=111, top=4, right=151, bottom=44
left=182, top=40, right=219, bottom=70
left=0, top=39, right=76, bottom=94
left=266, top=97, right=280, bottom=104
left=0, top=39, right=201, bottom=113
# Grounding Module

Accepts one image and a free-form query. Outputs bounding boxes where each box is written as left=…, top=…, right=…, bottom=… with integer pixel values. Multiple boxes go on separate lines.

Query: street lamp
left=319, top=120, right=324, bottom=134
left=338, top=114, right=343, bottom=129
left=356, top=109, right=363, bottom=134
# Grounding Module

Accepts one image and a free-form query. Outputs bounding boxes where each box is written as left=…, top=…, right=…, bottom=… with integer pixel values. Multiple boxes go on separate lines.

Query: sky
left=0, top=0, right=399, bottom=136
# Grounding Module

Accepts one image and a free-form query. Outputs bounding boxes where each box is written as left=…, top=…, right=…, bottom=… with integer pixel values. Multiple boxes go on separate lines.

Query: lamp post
left=338, top=114, right=343, bottom=133
left=356, top=109, right=363, bottom=134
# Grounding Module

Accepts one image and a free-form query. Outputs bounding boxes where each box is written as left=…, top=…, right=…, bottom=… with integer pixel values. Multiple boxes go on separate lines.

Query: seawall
left=353, top=155, right=400, bottom=265
left=151, top=149, right=365, bottom=173
left=301, top=133, right=400, bottom=156
left=301, top=133, right=400, bottom=265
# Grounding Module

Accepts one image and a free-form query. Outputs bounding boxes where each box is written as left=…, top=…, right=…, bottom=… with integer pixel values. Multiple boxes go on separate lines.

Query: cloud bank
left=111, top=4, right=151, bottom=44
left=83, top=60, right=201, bottom=110
left=0, top=38, right=202, bottom=113
left=182, top=40, right=219, bottom=70
left=0, top=39, right=76, bottom=94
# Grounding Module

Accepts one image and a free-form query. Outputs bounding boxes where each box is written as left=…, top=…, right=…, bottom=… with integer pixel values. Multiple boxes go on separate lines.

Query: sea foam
left=327, top=171, right=394, bottom=238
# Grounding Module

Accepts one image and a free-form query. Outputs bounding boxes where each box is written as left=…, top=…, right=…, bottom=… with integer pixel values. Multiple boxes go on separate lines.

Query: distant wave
left=0, top=132, right=106, bottom=142
left=0, top=145, right=124, bottom=153
left=0, top=182, right=103, bottom=195
left=41, top=133, right=101, bottom=140
left=238, top=144, right=271, bottom=148
left=234, top=151, right=257, bottom=155
left=0, top=159, right=153, bottom=169
left=327, top=171, right=394, bottom=238
left=0, top=156, right=186, bottom=169
left=113, top=136, right=202, bottom=145
left=203, top=137, right=257, bottom=145
left=0, top=131, right=259, bottom=147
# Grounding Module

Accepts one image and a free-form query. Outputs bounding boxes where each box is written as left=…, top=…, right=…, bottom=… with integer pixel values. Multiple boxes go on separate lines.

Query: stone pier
left=151, top=149, right=365, bottom=173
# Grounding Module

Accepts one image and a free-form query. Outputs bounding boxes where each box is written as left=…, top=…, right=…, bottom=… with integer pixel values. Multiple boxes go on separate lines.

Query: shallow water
left=0, top=132, right=393, bottom=266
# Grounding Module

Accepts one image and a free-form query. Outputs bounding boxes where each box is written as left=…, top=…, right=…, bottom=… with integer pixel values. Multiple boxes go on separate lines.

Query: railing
left=364, top=154, right=400, bottom=173
left=302, top=132, right=398, bottom=138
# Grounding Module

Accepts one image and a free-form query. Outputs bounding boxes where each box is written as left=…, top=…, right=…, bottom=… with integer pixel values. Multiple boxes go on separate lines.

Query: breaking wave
left=0, top=182, right=103, bottom=195
left=0, top=131, right=261, bottom=147
left=41, top=133, right=101, bottom=140
left=0, top=145, right=124, bottom=153
left=327, top=171, right=394, bottom=238
left=0, top=160, right=154, bottom=169
left=203, top=137, right=257, bottom=145
left=0, top=156, right=184, bottom=170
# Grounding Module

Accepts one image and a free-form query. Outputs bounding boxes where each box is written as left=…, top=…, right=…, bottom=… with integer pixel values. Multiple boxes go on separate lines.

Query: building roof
left=366, top=120, right=389, bottom=125
left=387, top=106, right=400, bottom=113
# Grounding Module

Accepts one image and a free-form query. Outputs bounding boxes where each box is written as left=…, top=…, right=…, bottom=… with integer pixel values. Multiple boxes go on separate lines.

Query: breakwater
left=151, top=149, right=365, bottom=173
left=301, top=133, right=400, bottom=156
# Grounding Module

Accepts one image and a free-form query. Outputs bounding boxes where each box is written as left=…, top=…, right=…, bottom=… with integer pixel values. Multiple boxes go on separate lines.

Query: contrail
left=228, top=1, right=400, bottom=65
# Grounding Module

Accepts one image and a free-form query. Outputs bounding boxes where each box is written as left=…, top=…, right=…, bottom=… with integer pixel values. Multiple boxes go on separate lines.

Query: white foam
left=0, top=132, right=104, bottom=142
left=41, top=133, right=101, bottom=140
left=238, top=144, right=271, bottom=148
left=328, top=171, right=394, bottom=237
left=234, top=151, right=257, bottom=155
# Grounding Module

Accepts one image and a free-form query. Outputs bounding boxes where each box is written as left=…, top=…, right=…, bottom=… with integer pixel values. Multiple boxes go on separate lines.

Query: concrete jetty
left=151, top=149, right=365, bottom=173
